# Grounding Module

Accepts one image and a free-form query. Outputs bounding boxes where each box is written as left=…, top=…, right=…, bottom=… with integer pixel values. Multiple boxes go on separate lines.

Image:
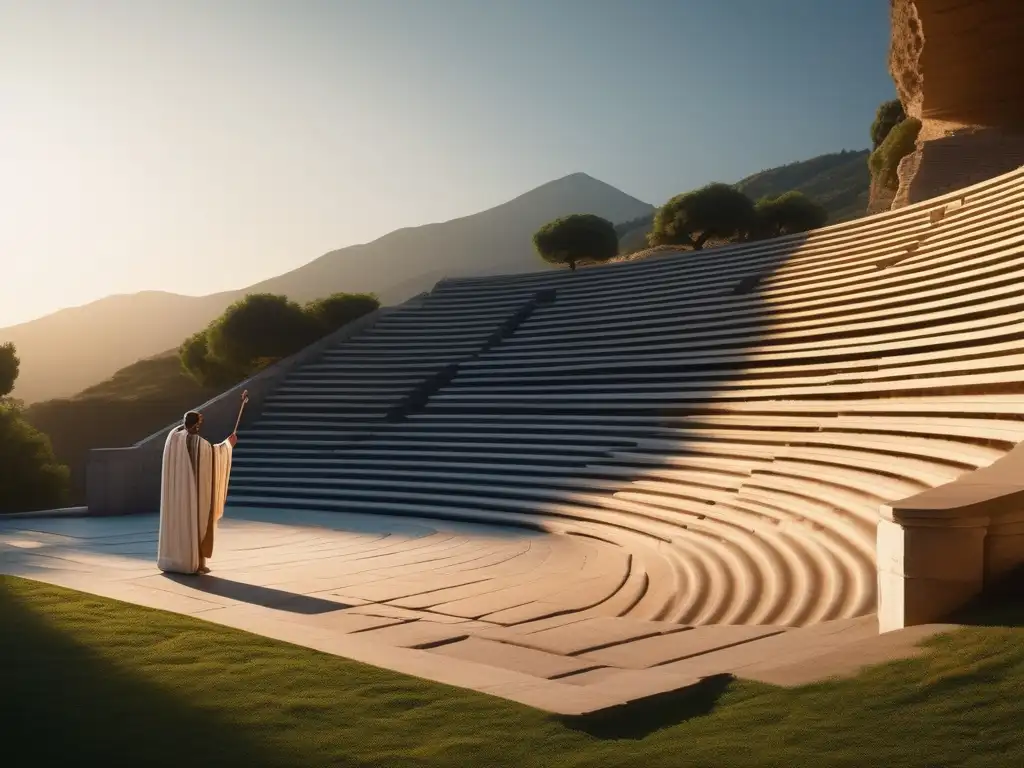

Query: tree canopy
left=0, top=342, right=69, bottom=513
left=0, top=342, right=18, bottom=398
left=205, top=293, right=322, bottom=376
left=871, top=99, right=906, bottom=150
left=179, top=331, right=242, bottom=389
left=304, top=293, right=380, bottom=332
left=648, top=183, right=756, bottom=250
left=754, top=191, right=829, bottom=239
left=180, top=292, right=380, bottom=386
left=533, top=214, right=618, bottom=271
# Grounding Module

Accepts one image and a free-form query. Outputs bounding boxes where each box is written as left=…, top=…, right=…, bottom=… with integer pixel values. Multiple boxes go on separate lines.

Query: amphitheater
left=1, top=165, right=1022, bottom=714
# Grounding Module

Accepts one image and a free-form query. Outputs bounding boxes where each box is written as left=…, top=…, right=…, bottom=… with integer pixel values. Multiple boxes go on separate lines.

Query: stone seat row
left=480, top=267, right=1024, bottom=359
left=226, top=167, right=1024, bottom=635
left=429, top=170, right=1022, bottom=299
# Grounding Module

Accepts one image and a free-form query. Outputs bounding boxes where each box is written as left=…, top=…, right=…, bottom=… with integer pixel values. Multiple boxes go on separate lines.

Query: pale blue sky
left=0, top=0, right=894, bottom=327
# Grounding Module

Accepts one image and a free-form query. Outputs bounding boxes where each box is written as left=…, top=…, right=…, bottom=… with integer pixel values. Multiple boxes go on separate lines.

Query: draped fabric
left=157, top=427, right=233, bottom=574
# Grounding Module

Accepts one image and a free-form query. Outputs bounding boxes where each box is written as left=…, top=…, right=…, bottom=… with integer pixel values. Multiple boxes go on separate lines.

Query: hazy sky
left=0, top=0, right=894, bottom=328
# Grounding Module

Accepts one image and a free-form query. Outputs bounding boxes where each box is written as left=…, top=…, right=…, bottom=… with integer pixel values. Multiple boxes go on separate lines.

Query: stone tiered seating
left=229, top=167, right=1024, bottom=635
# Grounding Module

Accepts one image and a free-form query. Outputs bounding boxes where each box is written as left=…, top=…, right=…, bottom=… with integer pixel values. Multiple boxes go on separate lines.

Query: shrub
left=871, top=99, right=907, bottom=149
left=869, top=117, right=922, bottom=191
left=533, top=214, right=618, bottom=271
left=0, top=343, right=69, bottom=513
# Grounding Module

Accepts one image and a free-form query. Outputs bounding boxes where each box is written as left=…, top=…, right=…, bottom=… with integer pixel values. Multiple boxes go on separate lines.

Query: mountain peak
left=539, top=171, right=604, bottom=188
left=507, top=172, right=651, bottom=213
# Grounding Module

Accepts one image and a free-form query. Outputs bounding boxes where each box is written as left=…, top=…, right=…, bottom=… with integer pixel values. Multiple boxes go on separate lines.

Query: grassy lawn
left=2, top=574, right=1023, bottom=768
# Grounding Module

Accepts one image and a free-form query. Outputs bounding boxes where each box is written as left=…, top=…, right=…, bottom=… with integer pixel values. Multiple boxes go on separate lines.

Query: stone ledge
left=878, top=441, right=1024, bottom=632
left=0, top=506, right=89, bottom=520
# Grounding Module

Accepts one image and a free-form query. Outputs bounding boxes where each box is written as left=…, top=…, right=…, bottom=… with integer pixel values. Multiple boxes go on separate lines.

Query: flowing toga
left=157, top=426, right=234, bottom=574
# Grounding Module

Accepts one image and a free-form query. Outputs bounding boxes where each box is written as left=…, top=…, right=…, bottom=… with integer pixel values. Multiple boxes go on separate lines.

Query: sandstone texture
left=890, top=0, right=1024, bottom=128
left=887, top=0, right=1024, bottom=208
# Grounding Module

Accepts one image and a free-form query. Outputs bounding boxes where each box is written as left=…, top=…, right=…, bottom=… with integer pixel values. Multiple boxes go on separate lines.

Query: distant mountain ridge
left=3, top=172, right=652, bottom=403
left=1, top=290, right=238, bottom=404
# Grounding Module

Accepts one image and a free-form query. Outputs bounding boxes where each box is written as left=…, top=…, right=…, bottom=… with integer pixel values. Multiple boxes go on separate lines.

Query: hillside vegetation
left=23, top=291, right=380, bottom=507
left=24, top=352, right=216, bottom=504
left=0, top=343, right=69, bottom=513
left=736, top=149, right=871, bottom=222
left=617, top=149, right=870, bottom=252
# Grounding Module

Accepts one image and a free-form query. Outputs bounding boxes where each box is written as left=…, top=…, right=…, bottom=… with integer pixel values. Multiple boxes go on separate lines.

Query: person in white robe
left=157, top=410, right=236, bottom=575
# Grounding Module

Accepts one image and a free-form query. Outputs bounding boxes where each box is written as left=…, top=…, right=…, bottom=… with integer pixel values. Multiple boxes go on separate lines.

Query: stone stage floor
left=0, top=507, right=953, bottom=715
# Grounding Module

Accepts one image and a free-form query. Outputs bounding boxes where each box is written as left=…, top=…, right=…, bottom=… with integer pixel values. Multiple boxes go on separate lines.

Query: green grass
left=3, top=574, right=1024, bottom=767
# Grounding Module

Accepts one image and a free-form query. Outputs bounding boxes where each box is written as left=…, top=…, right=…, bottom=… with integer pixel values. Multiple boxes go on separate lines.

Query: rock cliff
left=890, top=0, right=1024, bottom=128
left=885, top=0, right=1024, bottom=208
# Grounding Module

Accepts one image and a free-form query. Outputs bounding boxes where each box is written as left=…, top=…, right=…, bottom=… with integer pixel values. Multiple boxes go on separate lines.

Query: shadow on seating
left=556, top=673, right=734, bottom=739
left=228, top=504, right=546, bottom=541
left=162, top=574, right=350, bottom=614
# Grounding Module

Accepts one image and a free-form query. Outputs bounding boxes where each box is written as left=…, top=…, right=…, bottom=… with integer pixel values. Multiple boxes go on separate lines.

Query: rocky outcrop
left=886, top=0, right=1024, bottom=208
left=866, top=173, right=897, bottom=216
left=893, top=127, right=1024, bottom=207
left=890, top=0, right=1024, bottom=127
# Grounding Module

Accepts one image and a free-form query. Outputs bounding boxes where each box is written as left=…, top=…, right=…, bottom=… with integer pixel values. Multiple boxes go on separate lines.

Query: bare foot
left=197, top=566, right=211, bottom=575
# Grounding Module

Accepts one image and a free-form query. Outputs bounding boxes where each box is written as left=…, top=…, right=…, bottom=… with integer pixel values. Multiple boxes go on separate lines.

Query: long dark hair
left=183, top=411, right=203, bottom=434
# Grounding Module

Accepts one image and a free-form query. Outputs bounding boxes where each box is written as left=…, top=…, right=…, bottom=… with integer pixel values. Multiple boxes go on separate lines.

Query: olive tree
left=648, top=183, right=756, bottom=250
left=754, top=191, right=828, bottom=238
left=180, top=291, right=381, bottom=387
left=533, top=214, right=618, bottom=271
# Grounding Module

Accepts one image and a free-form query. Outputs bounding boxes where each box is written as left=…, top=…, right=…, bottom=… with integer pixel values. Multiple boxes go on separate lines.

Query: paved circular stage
left=1, top=507, right=944, bottom=715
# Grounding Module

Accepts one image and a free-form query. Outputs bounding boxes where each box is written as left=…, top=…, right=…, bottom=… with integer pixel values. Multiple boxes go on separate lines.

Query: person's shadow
left=161, top=574, right=350, bottom=615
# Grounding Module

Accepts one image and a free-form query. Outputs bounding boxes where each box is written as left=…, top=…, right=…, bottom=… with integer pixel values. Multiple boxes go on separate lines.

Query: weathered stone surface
left=890, top=0, right=1024, bottom=127
left=893, top=127, right=1024, bottom=208
left=580, top=625, right=786, bottom=670
left=886, top=0, right=1024, bottom=209
left=492, top=617, right=684, bottom=657
left=430, top=637, right=599, bottom=679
